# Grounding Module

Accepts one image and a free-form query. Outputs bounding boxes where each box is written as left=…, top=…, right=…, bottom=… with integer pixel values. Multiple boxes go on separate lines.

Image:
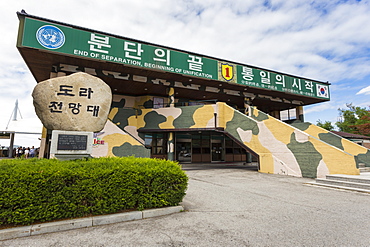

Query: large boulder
left=32, top=72, right=112, bottom=132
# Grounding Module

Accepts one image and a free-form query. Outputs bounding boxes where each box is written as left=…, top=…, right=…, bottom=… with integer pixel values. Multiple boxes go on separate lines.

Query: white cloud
left=304, top=102, right=335, bottom=115
left=357, top=86, right=370, bottom=95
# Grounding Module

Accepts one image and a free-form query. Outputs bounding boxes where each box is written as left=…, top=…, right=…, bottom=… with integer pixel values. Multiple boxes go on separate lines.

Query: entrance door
left=211, top=141, right=223, bottom=161
left=176, top=141, right=192, bottom=163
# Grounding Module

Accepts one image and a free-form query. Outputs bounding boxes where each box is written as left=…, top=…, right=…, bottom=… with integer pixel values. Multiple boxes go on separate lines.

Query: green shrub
left=0, top=157, right=188, bottom=226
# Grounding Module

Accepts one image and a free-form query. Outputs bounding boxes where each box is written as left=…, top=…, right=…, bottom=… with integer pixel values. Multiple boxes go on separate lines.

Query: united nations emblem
left=218, top=62, right=236, bottom=82
left=36, top=25, right=65, bottom=49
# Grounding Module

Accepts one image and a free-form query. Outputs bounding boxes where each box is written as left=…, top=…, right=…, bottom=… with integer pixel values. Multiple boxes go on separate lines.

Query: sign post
left=50, top=130, right=93, bottom=160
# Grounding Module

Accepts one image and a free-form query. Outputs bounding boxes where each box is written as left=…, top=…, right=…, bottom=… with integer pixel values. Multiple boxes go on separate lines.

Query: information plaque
left=57, top=134, right=88, bottom=150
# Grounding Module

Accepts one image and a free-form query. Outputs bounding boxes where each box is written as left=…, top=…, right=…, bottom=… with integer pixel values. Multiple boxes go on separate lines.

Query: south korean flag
left=316, top=84, right=329, bottom=98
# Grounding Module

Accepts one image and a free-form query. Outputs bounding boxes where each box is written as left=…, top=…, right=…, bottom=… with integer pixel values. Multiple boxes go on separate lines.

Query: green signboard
left=19, top=17, right=330, bottom=100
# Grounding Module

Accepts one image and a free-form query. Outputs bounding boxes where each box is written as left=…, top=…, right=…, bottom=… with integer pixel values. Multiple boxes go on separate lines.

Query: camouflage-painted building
left=17, top=11, right=370, bottom=178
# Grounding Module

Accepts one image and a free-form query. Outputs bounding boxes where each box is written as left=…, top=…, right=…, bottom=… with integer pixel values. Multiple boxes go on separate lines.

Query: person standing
left=30, top=146, right=36, bottom=158
left=16, top=147, right=23, bottom=158
left=24, top=147, right=30, bottom=159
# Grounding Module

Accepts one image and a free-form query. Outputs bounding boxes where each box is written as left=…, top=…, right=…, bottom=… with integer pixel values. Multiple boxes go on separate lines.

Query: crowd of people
left=14, top=146, right=39, bottom=158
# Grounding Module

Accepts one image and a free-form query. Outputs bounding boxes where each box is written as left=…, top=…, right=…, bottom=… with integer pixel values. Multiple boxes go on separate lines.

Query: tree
left=354, top=115, right=370, bottom=136
left=336, top=104, right=370, bottom=136
left=316, top=119, right=334, bottom=131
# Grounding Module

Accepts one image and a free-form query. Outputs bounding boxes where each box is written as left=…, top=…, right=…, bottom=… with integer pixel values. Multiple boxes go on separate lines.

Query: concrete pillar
left=244, top=97, right=252, bottom=116
left=168, top=87, right=175, bottom=107
left=247, top=152, right=252, bottom=163
left=296, top=106, right=304, bottom=122
left=50, top=72, right=57, bottom=78
left=270, top=111, right=280, bottom=119
left=167, top=132, right=174, bottom=161
left=56, top=72, right=66, bottom=77
left=38, top=127, right=48, bottom=159
left=8, top=132, right=15, bottom=158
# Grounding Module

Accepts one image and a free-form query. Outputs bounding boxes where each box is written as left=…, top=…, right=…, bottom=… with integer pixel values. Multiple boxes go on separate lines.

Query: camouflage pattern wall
left=225, top=105, right=361, bottom=178
left=292, top=122, right=370, bottom=168
left=93, top=96, right=368, bottom=178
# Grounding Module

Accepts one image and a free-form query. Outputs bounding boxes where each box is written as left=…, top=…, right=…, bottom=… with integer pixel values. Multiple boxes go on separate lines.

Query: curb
left=0, top=205, right=184, bottom=241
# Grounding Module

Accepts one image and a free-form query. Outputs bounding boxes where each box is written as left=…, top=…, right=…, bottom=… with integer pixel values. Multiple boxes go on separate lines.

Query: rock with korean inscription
left=32, top=72, right=112, bottom=132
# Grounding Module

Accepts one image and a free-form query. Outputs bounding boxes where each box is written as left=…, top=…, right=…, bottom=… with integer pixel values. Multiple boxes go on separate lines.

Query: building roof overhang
left=16, top=10, right=330, bottom=113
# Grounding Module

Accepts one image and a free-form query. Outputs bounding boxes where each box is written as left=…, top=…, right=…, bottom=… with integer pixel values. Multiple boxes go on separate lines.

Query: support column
left=296, top=106, right=304, bottom=122
left=246, top=152, right=252, bottom=163
left=8, top=132, right=15, bottom=158
left=38, top=127, right=48, bottom=159
left=244, top=97, right=252, bottom=116
left=270, top=111, right=280, bottom=119
left=168, top=87, right=175, bottom=107
left=167, top=132, right=174, bottom=161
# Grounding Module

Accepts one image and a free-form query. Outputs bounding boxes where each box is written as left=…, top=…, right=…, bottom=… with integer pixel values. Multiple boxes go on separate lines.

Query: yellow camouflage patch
left=192, top=105, right=215, bottom=128
left=103, top=133, right=142, bottom=157
left=342, top=138, right=369, bottom=156
left=263, top=117, right=295, bottom=145
left=244, top=134, right=274, bottom=173
left=310, top=137, right=359, bottom=175
left=108, top=108, right=118, bottom=120
left=159, top=116, right=175, bottom=129
left=217, top=103, right=234, bottom=128
left=134, top=109, right=151, bottom=129
left=305, top=124, right=328, bottom=139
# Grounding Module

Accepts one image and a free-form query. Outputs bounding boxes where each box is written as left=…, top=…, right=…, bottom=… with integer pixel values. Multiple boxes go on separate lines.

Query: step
left=325, top=174, right=370, bottom=185
left=360, top=167, right=370, bottom=173
left=316, top=178, right=370, bottom=190
left=307, top=181, right=370, bottom=194
left=315, top=178, right=370, bottom=190
left=358, top=163, right=370, bottom=173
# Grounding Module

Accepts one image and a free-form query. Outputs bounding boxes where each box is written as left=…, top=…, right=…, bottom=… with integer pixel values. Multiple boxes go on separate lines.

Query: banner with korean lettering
left=21, top=18, right=218, bottom=80
left=237, top=65, right=329, bottom=99
left=20, top=17, right=329, bottom=100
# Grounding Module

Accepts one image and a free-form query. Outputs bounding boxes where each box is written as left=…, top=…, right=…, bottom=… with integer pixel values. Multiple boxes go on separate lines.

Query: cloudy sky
left=1, top=0, right=370, bottom=147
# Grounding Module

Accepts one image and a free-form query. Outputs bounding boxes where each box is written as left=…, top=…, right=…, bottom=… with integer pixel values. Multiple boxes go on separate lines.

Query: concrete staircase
left=359, top=163, right=370, bottom=173
left=308, top=172, right=370, bottom=194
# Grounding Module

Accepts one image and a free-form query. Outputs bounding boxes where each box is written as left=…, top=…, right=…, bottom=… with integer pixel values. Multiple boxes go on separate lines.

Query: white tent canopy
left=1, top=118, right=42, bottom=151
left=5, top=118, right=42, bottom=134
left=1, top=100, right=43, bottom=150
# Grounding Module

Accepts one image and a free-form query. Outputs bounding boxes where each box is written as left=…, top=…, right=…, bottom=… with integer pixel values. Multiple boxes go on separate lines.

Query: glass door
left=176, top=141, right=192, bottom=162
left=211, top=134, right=224, bottom=162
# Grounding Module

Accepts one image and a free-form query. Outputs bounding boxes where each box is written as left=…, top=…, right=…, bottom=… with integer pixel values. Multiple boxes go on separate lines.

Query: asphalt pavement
left=1, top=163, right=370, bottom=246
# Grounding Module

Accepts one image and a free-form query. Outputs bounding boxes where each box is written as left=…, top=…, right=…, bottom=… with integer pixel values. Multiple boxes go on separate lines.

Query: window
left=280, top=108, right=297, bottom=121
left=151, top=133, right=167, bottom=155
left=153, top=97, right=164, bottom=109
left=144, top=134, right=152, bottom=148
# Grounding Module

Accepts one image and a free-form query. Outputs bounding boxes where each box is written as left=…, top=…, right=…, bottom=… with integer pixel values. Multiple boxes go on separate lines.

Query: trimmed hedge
left=0, top=157, right=188, bottom=226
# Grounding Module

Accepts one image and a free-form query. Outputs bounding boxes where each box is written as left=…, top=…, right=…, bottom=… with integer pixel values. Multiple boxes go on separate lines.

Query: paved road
left=2, top=163, right=370, bottom=246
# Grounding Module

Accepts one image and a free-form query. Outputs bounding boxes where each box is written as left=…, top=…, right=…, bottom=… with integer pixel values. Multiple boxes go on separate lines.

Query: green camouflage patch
left=287, top=132, right=322, bottom=178
left=173, top=105, right=203, bottom=129
left=250, top=107, right=269, bottom=121
left=225, top=110, right=259, bottom=141
left=113, top=142, right=150, bottom=157
left=318, top=132, right=344, bottom=150
left=291, top=122, right=311, bottom=131
left=143, top=111, right=167, bottom=129
left=111, top=108, right=137, bottom=130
